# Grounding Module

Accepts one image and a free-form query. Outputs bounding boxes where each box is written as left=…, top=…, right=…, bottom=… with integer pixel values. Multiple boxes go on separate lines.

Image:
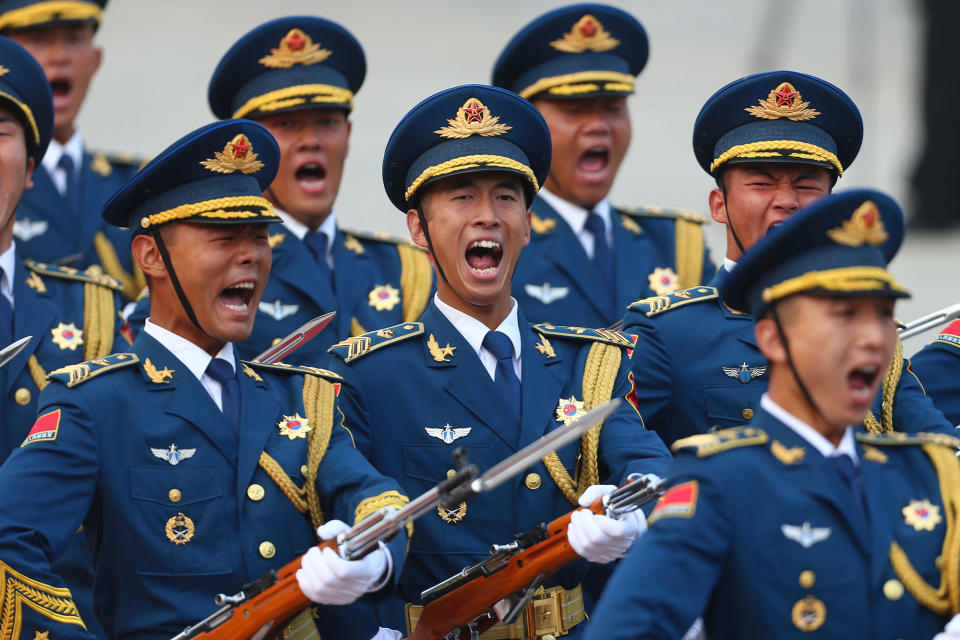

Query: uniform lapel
left=517, top=320, right=566, bottom=447
left=78, top=151, right=104, bottom=258
left=270, top=232, right=336, bottom=313
left=235, top=358, right=280, bottom=499
left=331, top=228, right=371, bottom=337
left=713, top=269, right=758, bottom=349
left=858, top=438, right=898, bottom=585
left=610, top=209, right=652, bottom=306
left=6, top=259, right=55, bottom=384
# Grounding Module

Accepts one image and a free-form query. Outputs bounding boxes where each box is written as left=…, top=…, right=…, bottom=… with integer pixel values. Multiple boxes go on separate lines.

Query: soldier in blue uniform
left=328, top=84, right=671, bottom=638
left=587, top=189, right=960, bottom=640
left=491, top=3, right=713, bottom=326
left=620, top=70, right=953, bottom=447
left=0, top=119, right=409, bottom=640
left=0, top=0, right=144, bottom=301
left=910, top=320, right=960, bottom=427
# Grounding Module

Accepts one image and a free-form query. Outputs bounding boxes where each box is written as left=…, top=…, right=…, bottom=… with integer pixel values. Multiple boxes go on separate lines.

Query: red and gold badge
left=648, top=267, right=679, bottom=296
left=902, top=498, right=942, bottom=532
left=200, top=134, right=265, bottom=175
left=22, top=409, right=61, bottom=447
left=51, top=322, right=83, bottom=351
left=555, top=396, right=585, bottom=425
left=278, top=413, right=312, bottom=440
left=649, top=480, right=699, bottom=524
left=368, top=284, right=400, bottom=311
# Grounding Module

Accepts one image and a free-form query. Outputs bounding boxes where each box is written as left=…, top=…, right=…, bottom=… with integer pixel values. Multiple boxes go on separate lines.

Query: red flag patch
left=22, top=409, right=61, bottom=446
left=649, top=480, right=699, bottom=524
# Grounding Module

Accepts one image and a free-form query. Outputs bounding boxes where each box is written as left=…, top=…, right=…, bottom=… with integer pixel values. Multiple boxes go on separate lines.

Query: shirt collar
left=722, top=257, right=738, bottom=273
left=41, top=130, right=83, bottom=175
left=143, top=318, right=235, bottom=383
left=0, top=240, right=15, bottom=301
left=433, top=293, right=522, bottom=361
left=761, top=394, right=859, bottom=464
left=275, top=208, right=337, bottom=242
left=538, top=187, right=612, bottom=235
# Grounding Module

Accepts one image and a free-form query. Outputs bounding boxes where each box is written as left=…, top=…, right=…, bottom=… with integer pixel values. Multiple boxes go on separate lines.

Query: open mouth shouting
left=49, top=75, right=74, bottom=112
left=219, top=280, right=256, bottom=316
left=845, top=362, right=882, bottom=406
left=578, top=145, right=609, bottom=182
left=464, top=239, right=503, bottom=280
left=295, top=159, right=327, bottom=194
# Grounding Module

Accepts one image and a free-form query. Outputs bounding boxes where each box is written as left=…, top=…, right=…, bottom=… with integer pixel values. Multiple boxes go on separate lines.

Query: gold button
left=884, top=579, right=904, bottom=601
left=247, top=484, right=265, bottom=501
left=798, top=570, right=815, bottom=588
left=271, top=337, right=282, bottom=346
left=525, top=473, right=542, bottom=490
left=168, top=488, right=182, bottom=503
left=742, top=408, right=755, bottom=420
left=300, top=465, right=309, bottom=476
left=14, top=387, right=31, bottom=406
left=446, top=469, right=457, bottom=478
left=259, top=541, right=276, bottom=559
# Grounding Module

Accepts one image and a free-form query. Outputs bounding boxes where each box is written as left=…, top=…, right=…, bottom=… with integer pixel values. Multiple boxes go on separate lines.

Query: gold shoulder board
left=329, top=322, right=425, bottom=363
left=672, top=426, right=769, bottom=457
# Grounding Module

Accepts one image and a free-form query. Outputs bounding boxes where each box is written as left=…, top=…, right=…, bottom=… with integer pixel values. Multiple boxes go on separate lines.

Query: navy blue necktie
left=829, top=454, right=865, bottom=518
left=585, top=211, right=614, bottom=286
left=304, top=230, right=334, bottom=291
left=58, top=154, right=80, bottom=216
left=0, top=267, right=12, bottom=348
left=206, top=358, right=239, bottom=436
left=483, top=330, right=521, bottom=423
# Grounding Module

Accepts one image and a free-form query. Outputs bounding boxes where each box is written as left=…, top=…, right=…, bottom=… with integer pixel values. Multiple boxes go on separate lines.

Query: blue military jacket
left=586, top=410, right=960, bottom=640
left=620, top=268, right=955, bottom=447
left=327, top=302, right=671, bottom=610
left=0, top=331, right=407, bottom=640
left=910, top=320, right=960, bottom=427
left=13, top=152, right=144, bottom=301
left=511, top=196, right=713, bottom=327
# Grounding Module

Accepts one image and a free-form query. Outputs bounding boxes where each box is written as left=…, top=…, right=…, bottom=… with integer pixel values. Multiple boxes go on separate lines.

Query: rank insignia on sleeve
left=151, top=444, right=196, bottom=466
left=427, top=334, right=456, bottom=362
left=165, top=512, right=195, bottom=545
left=781, top=522, right=831, bottom=548
left=143, top=358, right=174, bottom=384
left=368, top=284, right=400, bottom=311
left=51, top=322, right=83, bottom=351
left=745, top=81, right=820, bottom=122
left=259, top=27, right=331, bottom=69
left=434, top=98, right=512, bottom=139
left=648, top=480, right=698, bottom=525
left=425, top=424, right=471, bottom=444
left=722, top=362, right=767, bottom=384
left=21, top=409, right=61, bottom=446
left=278, top=413, right=311, bottom=440
left=902, top=499, right=942, bottom=531
left=258, top=299, right=299, bottom=321
left=200, top=133, right=265, bottom=175
left=550, top=14, right=620, bottom=53
left=791, top=595, right=826, bottom=632
left=555, top=396, right=585, bottom=425
left=648, top=267, right=679, bottom=296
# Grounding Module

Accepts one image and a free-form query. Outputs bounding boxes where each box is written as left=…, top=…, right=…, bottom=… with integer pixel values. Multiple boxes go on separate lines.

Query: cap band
left=232, top=83, right=353, bottom=119
left=139, top=195, right=277, bottom=230
left=0, top=1, right=101, bottom=29
left=710, top=139, right=842, bottom=175
left=404, top=154, right=538, bottom=202
left=761, top=266, right=907, bottom=304
left=0, top=89, right=38, bottom=144
left=518, top=70, right=634, bottom=100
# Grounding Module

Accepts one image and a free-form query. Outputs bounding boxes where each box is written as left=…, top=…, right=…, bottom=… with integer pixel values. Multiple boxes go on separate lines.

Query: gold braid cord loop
left=303, top=374, right=336, bottom=531
left=27, top=356, right=48, bottom=393
left=0, top=560, right=86, bottom=639
left=349, top=317, right=367, bottom=338
left=880, top=337, right=903, bottom=433
left=543, top=342, right=621, bottom=505
left=82, top=279, right=116, bottom=362
left=674, top=218, right=705, bottom=291
left=397, top=244, right=432, bottom=322
left=93, top=231, right=145, bottom=301
left=257, top=451, right=307, bottom=514
left=889, top=442, right=960, bottom=615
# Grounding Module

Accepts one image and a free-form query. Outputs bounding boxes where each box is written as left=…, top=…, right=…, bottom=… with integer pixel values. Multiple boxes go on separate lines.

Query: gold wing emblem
left=199, top=133, right=265, bottom=175
left=434, top=98, right=512, bottom=139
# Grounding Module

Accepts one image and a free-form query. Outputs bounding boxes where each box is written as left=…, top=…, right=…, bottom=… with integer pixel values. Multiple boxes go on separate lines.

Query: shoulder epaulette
left=856, top=431, right=960, bottom=449
left=672, top=426, right=769, bottom=457
left=243, top=360, right=342, bottom=381
left=329, top=322, right=424, bottom=363
left=532, top=323, right=634, bottom=348
left=618, top=205, right=708, bottom=225
left=48, top=353, right=139, bottom=388
left=627, top=286, right=718, bottom=318
left=340, top=228, right=422, bottom=249
left=25, top=260, right=123, bottom=292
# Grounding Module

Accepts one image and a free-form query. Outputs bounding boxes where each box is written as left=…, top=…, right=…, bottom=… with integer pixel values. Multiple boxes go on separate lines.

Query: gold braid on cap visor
left=0, top=1, right=102, bottom=29
left=231, top=84, right=354, bottom=119
left=517, top=70, right=635, bottom=100
left=0, top=90, right=38, bottom=145
left=139, top=196, right=277, bottom=229
left=761, top=266, right=908, bottom=304
left=404, top=155, right=539, bottom=202
left=710, top=140, right=843, bottom=175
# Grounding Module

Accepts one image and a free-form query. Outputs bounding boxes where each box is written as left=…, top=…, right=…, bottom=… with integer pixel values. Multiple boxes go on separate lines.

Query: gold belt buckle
left=527, top=585, right=568, bottom=638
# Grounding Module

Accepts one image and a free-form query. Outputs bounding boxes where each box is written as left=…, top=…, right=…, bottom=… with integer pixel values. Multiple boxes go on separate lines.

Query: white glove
left=369, top=629, right=403, bottom=640
left=566, top=484, right=647, bottom=564
left=934, top=613, right=960, bottom=639
left=295, top=519, right=391, bottom=605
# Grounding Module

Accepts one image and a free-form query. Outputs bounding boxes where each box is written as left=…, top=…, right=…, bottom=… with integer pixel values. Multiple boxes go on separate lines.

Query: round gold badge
left=14, top=387, right=31, bottom=406
left=525, top=473, right=542, bottom=490
left=741, top=408, right=754, bottom=420
left=798, top=570, right=816, bottom=588
left=883, top=579, right=904, bottom=601
left=791, top=595, right=826, bottom=632
left=165, top=512, right=194, bottom=545
left=168, top=488, right=182, bottom=503
left=247, top=484, right=265, bottom=501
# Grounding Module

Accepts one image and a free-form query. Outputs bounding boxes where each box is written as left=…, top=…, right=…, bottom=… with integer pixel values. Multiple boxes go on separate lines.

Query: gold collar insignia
left=427, top=333, right=456, bottom=362
left=143, top=358, right=174, bottom=384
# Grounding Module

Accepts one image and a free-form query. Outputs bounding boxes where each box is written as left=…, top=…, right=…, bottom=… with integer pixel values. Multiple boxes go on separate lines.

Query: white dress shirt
left=762, top=393, right=859, bottom=465
left=143, top=319, right=235, bottom=410
left=0, top=241, right=15, bottom=307
left=41, top=130, right=84, bottom=196
left=275, top=208, right=337, bottom=269
left=433, top=293, right=522, bottom=381
left=537, top=187, right=614, bottom=258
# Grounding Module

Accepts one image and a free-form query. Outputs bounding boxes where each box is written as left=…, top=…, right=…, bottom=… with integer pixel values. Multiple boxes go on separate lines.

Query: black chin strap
left=720, top=182, right=747, bottom=256
left=151, top=227, right=203, bottom=333
left=770, top=304, right=826, bottom=424
left=416, top=202, right=450, bottom=288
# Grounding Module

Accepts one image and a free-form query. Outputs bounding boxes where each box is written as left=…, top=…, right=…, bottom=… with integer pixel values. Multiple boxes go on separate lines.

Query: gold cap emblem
left=259, top=28, right=331, bottom=69
left=434, top=98, right=512, bottom=139
left=200, top=133, right=265, bottom=175
left=745, top=82, right=820, bottom=122
left=550, top=14, right=620, bottom=53
left=826, top=200, right=889, bottom=247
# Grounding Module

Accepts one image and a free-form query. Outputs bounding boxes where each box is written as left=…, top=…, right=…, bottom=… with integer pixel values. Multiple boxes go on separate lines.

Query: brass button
left=168, top=488, right=182, bottom=503
left=742, top=408, right=755, bottom=420
left=259, top=541, right=276, bottom=559
left=14, top=387, right=31, bottom=406
left=798, top=570, right=815, bottom=588
left=247, top=484, right=265, bottom=501
left=884, top=579, right=904, bottom=601
left=271, top=337, right=282, bottom=346
left=300, top=465, right=309, bottom=476
left=525, top=473, right=542, bottom=490
left=446, top=469, right=457, bottom=478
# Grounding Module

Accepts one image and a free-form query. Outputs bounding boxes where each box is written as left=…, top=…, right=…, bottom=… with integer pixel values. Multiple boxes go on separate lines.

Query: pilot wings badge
left=13, top=218, right=48, bottom=242
left=525, top=282, right=570, bottom=305
left=151, top=444, right=197, bottom=466
left=722, top=362, right=767, bottom=384
left=425, top=424, right=471, bottom=444
left=258, top=299, right=299, bottom=321
left=782, top=522, right=831, bottom=548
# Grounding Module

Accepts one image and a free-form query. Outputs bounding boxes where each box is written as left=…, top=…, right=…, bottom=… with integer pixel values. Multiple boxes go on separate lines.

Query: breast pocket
left=703, top=385, right=763, bottom=429
left=128, top=465, right=233, bottom=576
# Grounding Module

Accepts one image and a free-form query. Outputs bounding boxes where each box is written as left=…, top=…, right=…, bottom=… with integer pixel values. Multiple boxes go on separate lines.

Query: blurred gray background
left=83, top=0, right=957, bottom=353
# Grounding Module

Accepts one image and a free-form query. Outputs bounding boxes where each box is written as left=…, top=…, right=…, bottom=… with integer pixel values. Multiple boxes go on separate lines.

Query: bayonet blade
left=0, top=336, right=31, bottom=370
left=252, top=312, right=336, bottom=364
left=899, top=302, right=960, bottom=340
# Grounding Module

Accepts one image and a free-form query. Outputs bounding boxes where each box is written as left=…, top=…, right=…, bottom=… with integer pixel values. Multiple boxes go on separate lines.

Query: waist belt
left=405, top=583, right=586, bottom=640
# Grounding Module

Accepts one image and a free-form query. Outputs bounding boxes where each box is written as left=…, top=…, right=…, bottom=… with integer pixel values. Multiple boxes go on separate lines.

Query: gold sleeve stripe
left=232, top=84, right=354, bottom=119
left=397, top=243, right=432, bottom=322
left=674, top=218, right=705, bottom=290
left=0, top=560, right=87, bottom=637
left=517, top=70, right=635, bottom=100
left=405, top=155, right=538, bottom=203
left=0, top=1, right=101, bottom=30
